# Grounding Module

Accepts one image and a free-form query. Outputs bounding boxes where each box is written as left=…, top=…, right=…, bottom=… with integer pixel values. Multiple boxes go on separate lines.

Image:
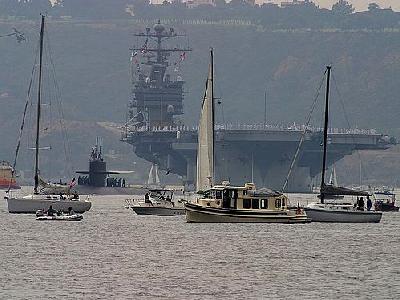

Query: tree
left=332, top=0, right=354, bottom=15
left=368, top=3, right=380, bottom=11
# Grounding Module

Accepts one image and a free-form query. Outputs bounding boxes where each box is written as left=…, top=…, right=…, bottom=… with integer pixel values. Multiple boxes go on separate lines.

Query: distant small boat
left=374, top=190, right=399, bottom=212
left=0, top=161, right=20, bottom=190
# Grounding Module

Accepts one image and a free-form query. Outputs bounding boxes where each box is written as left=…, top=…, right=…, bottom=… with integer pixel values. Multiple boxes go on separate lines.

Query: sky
left=267, top=1, right=400, bottom=11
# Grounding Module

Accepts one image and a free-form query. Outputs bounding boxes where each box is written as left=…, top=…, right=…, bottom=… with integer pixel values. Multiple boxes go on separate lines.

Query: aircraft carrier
left=122, top=21, right=394, bottom=192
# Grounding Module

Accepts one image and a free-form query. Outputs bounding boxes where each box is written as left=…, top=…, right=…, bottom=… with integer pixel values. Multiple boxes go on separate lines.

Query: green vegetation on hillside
left=1, top=0, right=400, bottom=185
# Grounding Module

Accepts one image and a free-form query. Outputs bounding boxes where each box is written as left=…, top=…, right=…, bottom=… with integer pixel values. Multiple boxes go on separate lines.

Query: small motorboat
left=374, top=190, right=399, bottom=212
left=35, top=209, right=83, bottom=221
left=125, top=189, right=185, bottom=216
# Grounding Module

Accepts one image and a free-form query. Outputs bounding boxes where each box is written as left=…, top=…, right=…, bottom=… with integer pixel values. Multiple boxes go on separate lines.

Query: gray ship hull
left=76, top=185, right=146, bottom=196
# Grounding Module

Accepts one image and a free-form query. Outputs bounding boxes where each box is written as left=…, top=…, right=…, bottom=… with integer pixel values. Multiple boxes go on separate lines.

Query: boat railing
left=123, top=123, right=378, bottom=136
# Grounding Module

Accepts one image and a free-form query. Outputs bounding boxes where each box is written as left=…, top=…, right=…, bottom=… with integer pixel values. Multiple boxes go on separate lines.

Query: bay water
left=1, top=192, right=399, bottom=299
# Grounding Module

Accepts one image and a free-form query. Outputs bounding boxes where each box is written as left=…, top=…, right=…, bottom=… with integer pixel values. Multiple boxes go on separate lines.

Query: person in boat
left=165, top=195, right=174, bottom=207
left=68, top=206, right=75, bottom=215
left=367, top=196, right=372, bottom=211
left=59, top=192, right=65, bottom=200
left=358, top=197, right=365, bottom=211
left=47, top=205, right=56, bottom=216
left=144, top=192, right=151, bottom=203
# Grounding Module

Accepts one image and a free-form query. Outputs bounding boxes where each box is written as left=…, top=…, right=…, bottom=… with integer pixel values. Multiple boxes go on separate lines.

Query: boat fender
left=216, top=201, right=220, bottom=205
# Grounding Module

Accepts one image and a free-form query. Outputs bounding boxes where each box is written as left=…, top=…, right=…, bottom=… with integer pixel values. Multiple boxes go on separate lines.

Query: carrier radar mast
left=128, top=20, right=192, bottom=128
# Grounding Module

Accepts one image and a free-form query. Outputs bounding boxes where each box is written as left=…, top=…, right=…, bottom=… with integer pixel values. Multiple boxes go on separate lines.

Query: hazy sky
left=268, top=1, right=400, bottom=11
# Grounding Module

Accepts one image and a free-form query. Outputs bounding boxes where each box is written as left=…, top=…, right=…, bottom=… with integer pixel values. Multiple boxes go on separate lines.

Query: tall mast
left=264, top=89, right=267, bottom=128
left=320, top=65, right=331, bottom=203
left=210, top=48, right=215, bottom=187
left=34, top=15, right=45, bottom=194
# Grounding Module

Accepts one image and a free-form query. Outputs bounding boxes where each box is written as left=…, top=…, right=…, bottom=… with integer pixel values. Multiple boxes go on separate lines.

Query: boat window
left=252, top=199, right=259, bottom=209
left=222, top=189, right=231, bottom=208
left=275, top=199, right=281, bottom=208
left=232, top=190, right=238, bottom=200
left=282, top=199, right=286, bottom=207
left=243, top=190, right=247, bottom=196
left=243, top=198, right=251, bottom=209
left=230, top=197, right=236, bottom=209
left=215, top=190, right=222, bottom=199
left=261, top=199, right=268, bottom=209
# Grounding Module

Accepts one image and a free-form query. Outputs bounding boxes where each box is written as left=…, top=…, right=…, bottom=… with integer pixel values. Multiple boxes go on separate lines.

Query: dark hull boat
left=374, top=201, right=399, bottom=212
left=130, top=206, right=185, bottom=216
left=374, top=191, right=399, bottom=212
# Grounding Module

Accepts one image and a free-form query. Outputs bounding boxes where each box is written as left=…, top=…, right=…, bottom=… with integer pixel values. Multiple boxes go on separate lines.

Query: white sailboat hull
left=6, top=195, right=91, bottom=214
left=305, top=204, right=382, bottom=223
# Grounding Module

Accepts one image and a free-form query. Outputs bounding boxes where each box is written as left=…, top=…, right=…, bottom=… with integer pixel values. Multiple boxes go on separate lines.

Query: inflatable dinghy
left=36, top=214, right=83, bottom=221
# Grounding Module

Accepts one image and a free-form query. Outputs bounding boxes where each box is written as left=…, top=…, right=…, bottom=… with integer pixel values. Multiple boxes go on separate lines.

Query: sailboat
left=328, top=165, right=338, bottom=186
left=5, top=16, right=91, bottom=214
left=305, top=66, right=382, bottom=223
left=184, top=49, right=310, bottom=223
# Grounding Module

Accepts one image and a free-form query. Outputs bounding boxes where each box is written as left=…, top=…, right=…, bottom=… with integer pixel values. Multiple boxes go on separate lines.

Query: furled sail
left=38, top=176, right=77, bottom=195
left=321, top=184, right=369, bottom=197
left=196, top=49, right=214, bottom=192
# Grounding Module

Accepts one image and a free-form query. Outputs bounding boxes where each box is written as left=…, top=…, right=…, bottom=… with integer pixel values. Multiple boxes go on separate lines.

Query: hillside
left=1, top=6, right=400, bottom=185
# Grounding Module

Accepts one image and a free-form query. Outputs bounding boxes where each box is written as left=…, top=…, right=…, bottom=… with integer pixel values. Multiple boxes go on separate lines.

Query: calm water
left=1, top=192, right=399, bottom=299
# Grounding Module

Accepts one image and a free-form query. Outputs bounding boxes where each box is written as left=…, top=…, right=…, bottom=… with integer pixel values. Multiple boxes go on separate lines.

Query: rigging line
left=331, top=73, right=366, bottom=182
left=43, top=41, right=54, bottom=140
left=214, top=66, right=228, bottom=180
left=213, top=64, right=225, bottom=124
left=7, top=44, right=39, bottom=193
left=282, top=69, right=327, bottom=193
left=45, top=26, right=73, bottom=178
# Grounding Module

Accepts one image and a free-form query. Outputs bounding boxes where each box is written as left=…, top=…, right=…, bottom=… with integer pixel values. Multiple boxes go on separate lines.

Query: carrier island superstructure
left=122, top=21, right=393, bottom=192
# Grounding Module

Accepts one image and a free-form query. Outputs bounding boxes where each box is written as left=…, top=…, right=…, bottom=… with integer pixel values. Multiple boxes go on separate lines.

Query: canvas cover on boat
left=321, top=184, right=369, bottom=196
left=249, top=188, right=282, bottom=197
